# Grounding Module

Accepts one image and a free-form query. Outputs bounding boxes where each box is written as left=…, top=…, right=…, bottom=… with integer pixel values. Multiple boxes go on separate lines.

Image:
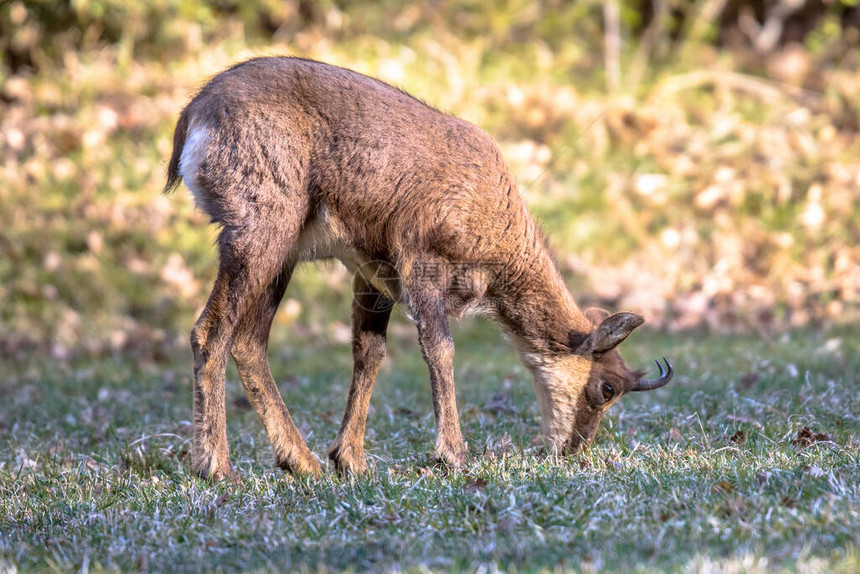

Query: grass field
left=2, top=316, right=859, bottom=572
left=3, top=2, right=860, bottom=571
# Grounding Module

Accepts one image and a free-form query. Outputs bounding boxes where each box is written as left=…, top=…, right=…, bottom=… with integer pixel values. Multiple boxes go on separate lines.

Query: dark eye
left=601, top=382, right=615, bottom=402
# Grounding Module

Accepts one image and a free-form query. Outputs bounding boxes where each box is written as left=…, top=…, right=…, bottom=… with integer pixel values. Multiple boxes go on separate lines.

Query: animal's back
left=172, top=57, right=527, bottom=263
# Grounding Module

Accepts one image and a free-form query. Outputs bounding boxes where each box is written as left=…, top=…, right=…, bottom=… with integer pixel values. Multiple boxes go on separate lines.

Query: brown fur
left=164, top=57, right=667, bottom=480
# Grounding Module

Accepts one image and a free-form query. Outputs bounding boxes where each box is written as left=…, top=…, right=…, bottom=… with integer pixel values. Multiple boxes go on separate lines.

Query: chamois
left=164, top=57, right=672, bottom=480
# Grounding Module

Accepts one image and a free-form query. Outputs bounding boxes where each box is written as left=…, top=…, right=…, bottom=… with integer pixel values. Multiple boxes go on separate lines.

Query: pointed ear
left=575, top=312, right=644, bottom=356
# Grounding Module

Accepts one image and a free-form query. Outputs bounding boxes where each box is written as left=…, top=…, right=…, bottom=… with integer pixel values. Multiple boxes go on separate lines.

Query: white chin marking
left=179, top=125, right=210, bottom=209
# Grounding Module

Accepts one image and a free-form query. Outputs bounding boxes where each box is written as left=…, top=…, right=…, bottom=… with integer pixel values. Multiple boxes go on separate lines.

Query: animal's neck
left=492, top=218, right=591, bottom=358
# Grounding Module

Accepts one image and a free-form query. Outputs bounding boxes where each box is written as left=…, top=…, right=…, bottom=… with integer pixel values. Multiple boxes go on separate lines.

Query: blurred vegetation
left=1, top=0, right=859, bottom=360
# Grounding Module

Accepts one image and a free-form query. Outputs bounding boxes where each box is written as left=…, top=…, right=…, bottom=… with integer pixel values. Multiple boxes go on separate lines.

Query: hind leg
left=231, top=265, right=322, bottom=476
left=190, top=198, right=307, bottom=481
left=328, top=274, right=393, bottom=474
left=190, top=268, right=248, bottom=481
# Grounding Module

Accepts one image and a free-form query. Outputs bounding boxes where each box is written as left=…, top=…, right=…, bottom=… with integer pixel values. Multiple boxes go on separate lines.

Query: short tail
left=163, top=107, right=190, bottom=194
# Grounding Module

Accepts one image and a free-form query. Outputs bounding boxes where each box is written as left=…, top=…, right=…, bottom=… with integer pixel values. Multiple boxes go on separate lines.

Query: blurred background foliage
left=1, top=0, right=859, bottom=361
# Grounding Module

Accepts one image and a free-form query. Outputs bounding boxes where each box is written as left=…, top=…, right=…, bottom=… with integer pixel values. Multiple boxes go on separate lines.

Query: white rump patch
left=179, top=125, right=210, bottom=209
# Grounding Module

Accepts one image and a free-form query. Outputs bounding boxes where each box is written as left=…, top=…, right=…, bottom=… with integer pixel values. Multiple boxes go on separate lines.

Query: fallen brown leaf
left=711, top=480, right=735, bottom=494
left=791, top=427, right=834, bottom=447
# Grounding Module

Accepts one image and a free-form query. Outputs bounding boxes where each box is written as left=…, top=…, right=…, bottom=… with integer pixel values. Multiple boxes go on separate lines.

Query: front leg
left=328, top=275, right=392, bottom=474
left=411, top=292, right=469, bottom=468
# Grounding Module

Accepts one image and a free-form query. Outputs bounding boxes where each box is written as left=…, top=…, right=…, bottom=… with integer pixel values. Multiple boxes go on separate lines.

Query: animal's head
left=527, top=308, right=673, bottom=454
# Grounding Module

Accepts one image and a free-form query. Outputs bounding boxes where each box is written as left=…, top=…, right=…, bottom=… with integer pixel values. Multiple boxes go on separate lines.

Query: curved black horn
left=634, top=357, right=673, bottom=391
